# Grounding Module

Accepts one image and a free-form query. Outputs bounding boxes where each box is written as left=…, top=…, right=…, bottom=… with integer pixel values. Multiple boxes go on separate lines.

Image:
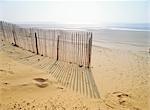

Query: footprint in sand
left=104, top=91, right=141, bottom=110
left=33, top=78, right=48, bottom=88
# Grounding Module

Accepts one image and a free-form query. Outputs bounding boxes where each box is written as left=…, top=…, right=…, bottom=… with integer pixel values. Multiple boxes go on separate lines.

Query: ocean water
left=105, top=23, right=150, bottom=30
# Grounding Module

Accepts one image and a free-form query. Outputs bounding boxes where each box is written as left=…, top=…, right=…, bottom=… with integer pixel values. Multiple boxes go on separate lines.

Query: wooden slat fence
left=0, top=21, right=92, bottom=67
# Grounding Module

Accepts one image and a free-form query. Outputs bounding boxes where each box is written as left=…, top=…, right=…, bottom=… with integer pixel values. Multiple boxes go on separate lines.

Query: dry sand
left=0, top=43, right=149, bottom=110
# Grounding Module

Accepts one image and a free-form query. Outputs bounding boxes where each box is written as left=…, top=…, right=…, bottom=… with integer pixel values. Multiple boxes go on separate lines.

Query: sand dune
left=0, top=44, right=149, bottom=110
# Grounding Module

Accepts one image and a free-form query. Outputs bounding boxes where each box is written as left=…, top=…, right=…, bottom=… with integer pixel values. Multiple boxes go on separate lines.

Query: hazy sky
left=0, top=0, right=149, bottom=24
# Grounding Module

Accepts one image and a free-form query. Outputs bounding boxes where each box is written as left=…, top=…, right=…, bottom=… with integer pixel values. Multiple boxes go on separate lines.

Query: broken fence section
left=0, top=21, right=92, bottom=68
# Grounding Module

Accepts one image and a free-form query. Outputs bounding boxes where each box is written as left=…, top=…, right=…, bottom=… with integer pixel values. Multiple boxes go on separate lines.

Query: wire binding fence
left=0, top=21, right=92, bottom=68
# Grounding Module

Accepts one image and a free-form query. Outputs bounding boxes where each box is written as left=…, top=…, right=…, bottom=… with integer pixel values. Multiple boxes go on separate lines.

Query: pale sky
left=0, top=0, right=149, bottom=24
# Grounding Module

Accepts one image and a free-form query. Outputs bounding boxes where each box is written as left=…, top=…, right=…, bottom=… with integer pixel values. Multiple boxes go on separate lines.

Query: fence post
left=57, top=35, right=60, bottom=61
left=0, top=21, right=3, bottom=43
left=88, top=32, right=92, bottom=68
left=35, top=32, right=39, bottom=54
left=1, top=21, right=5, bottom=41
left=12, top=27, right=17, bottom=46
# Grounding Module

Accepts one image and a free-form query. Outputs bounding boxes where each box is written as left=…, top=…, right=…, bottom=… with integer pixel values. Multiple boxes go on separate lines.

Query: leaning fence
left=0, top=21, right=92, bottom=68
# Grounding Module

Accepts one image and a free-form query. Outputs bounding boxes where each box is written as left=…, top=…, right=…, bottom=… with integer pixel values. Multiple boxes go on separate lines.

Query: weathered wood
left=88, top=32, right=92, bottom=68
left=12, top=29, right=17, bottom=46
left=1, top=21, right=6, bottom=41
left=57, top=35, right=60, bottom=61
left=0, top=21, right=93, bottom=68
left=35, top=32, right=39, bottom=54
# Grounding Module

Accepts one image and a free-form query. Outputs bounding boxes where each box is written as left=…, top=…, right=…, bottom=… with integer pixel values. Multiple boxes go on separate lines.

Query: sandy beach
left=0, top=0, right=149, bottom=109
left=0, top=34, right=149, bottom=110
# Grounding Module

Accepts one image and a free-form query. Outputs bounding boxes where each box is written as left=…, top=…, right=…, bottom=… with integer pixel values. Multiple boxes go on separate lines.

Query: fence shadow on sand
left=48, top=61, right=100, bottom=98
left=1, top=45, right=100, bottom=99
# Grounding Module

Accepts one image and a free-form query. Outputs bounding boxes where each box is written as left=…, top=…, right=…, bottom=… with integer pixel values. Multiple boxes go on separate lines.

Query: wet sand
left=0, top=43, right=149, bottom=110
